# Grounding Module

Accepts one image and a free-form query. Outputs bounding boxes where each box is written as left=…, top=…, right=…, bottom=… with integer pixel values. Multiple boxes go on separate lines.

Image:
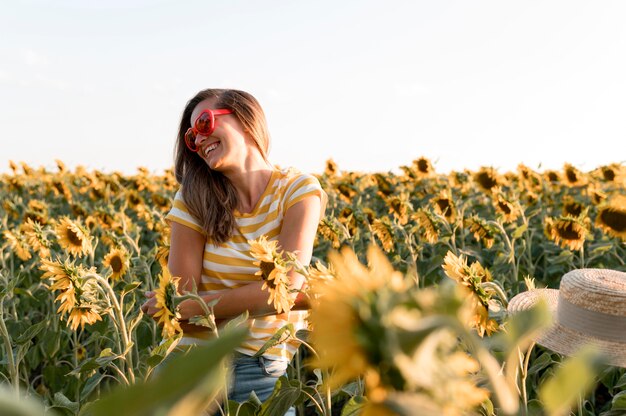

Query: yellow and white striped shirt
left=165, top=167, right=326, bottom=361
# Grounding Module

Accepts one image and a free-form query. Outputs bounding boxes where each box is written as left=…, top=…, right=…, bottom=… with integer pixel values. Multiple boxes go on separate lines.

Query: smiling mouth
left=203, top=141, right=220, bottom=157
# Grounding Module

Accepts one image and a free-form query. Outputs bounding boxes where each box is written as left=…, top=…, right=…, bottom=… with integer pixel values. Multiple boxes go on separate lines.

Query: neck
left=222, top=159, right=275, bottom=214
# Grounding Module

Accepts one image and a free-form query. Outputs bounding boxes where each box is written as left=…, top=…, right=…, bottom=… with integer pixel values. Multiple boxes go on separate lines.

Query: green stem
left=88, top=274, right=136, bottom=384
left=0, top=298, right=19, bottom=395
left=520, top=342, right=536, bottom=416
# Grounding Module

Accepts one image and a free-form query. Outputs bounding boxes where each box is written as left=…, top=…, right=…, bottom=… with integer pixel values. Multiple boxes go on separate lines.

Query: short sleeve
left=283, top=173, right=328, bottom=218
left=165, top=190, right=206, bottom=234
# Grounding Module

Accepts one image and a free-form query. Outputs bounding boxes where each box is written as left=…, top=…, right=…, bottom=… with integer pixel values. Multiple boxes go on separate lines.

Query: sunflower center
left=260, top=261, right=276, bottom=281
left=498, top=201, right=511, bottom=215
left=416, top=159, right=430, bottom=173
left=556, top=222, right=583, bottom=240
left=602, top=168, right=616, bottom=181
left=476, top=172, right=497, bottom=190
left=67, top=229, right=83, bottom=247
left=600, top=210, right=626, bottom=232
left=565, top=169, right=579, bottom=183
left=110, top=255, right=123, bottom=273
left=436, top=199, right=451, bottom=215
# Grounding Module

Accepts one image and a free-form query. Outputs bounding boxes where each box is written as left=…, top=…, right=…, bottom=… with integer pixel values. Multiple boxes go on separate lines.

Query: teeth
left=204, top=142, right=219, bottom=156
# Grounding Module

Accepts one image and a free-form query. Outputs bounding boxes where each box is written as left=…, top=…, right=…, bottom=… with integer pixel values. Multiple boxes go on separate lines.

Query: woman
left=142, top=89, right=326, bottom=410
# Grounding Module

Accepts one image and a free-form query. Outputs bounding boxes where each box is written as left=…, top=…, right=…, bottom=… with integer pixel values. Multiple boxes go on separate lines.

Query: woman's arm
left=177, top=194, right=322, bottom=320
left=142, top=194, right=321, bottom=321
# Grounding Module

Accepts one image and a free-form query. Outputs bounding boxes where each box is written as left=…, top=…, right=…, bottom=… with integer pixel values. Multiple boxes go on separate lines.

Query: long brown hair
left=174, top=89, right=271, bottom=244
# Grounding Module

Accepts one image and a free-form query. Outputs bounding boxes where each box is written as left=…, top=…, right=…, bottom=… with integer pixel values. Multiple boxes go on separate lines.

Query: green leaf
left=146, top=336, right=180, bottom=369
left=538, top=346, right=600, bottom=416
left=80, top=373, right=105, bottom=401
left=527, top=352, right=555, bottom=376
left=226, top=396, right=261, bottom=416
left=341, top=396, right=367, bottom=416
left=122, top=281, right=141, bottom=294
left=14, top=321, right=46, bottom=345
left=512, top=223, right=528, bottom=239
left=223, top=310, right=250, bottom=331
left=252, top=323, right=295, bottom=358
left=257, top=377, right=301, bottom=416
left=80, top=326, right=248, bottom=416
left=610, top=390, right=626, bottom=410
left=0, top=386, right=56, bottom=416
left=51, top=392, right=79, bottom=413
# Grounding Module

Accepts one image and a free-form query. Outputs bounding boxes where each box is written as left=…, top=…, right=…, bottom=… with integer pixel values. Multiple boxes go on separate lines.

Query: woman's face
left=189, top=98, right=251, bottom=172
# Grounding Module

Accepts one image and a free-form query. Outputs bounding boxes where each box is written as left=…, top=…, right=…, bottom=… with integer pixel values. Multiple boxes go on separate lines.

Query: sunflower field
left=1, top=158, right=625, bottom=415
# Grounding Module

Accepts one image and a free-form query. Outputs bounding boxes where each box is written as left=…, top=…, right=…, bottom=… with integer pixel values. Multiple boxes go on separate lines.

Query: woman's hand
left=140, top=291, right=159, bottom=316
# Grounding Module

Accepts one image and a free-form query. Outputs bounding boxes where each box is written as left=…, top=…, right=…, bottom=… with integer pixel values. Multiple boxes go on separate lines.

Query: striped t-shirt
left=165, top=167, right=327, bottom=361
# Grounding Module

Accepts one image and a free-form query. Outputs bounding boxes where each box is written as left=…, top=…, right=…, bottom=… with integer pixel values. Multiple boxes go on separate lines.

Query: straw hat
left=507, top=268, right=626, bottom=368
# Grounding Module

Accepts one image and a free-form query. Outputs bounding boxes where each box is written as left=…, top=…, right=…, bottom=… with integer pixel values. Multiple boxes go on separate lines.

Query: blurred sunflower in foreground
left=308, top=245, right=491, bottom=415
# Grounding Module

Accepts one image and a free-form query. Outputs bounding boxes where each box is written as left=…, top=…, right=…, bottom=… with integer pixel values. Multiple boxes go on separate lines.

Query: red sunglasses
left=184, top=108, right=233, bottom=152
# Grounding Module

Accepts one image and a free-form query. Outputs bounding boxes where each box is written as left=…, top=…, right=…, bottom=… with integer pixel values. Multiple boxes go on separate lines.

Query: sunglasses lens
left=184, top=129, right=198, bottom=152
left=195, top=112, right=213, bottom=135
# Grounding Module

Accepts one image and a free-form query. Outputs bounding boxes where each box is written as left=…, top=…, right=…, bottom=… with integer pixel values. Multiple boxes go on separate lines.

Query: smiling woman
left=141, top=88, right=327, bottom=413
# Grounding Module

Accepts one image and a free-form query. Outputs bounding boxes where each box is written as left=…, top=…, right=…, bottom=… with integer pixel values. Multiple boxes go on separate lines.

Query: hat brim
left=507, top=289, right=626, bottom=368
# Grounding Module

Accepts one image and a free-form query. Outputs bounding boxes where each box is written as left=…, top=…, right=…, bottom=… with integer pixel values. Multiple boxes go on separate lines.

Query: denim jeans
left=155, top=347, right=296, bottom=415
left=230, top=352, right=295, bottom=416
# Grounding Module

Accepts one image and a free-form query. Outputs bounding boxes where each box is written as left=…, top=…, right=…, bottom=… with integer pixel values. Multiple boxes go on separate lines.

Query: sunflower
left=544, top=216, right=588, bottom=251
left=102, top=247, right=130, bottom=281
left=337, top=207, right=357, bottom=237
left=249, top=235, right=280, bottom=263
left=55, top=159, right=67, bottom=173
left=492, top=191, right=519, bottom=223
left=155, top=244, right=170, bottom=268
left=386, top=193, right=411, bottom=225
left=473, top=167, right=500, bottom=193
left=249, top=236, right=294, bottom=314
left=153, top=267, right=183, bottom=338
left=464, top=216, right=496, bottom=249
left=411, top=209, right=439, bottom=244
left=562, top=195, right=584, bottom=218
left=405, top=156, right=435, bottom=180
left=324, top=158, right=339, bottom=177
left=260, top=262, right=293, bottom=314
left=3, top=229, right=32, bottom=261
left=595, top=195, right=626, bottom=240
left=432, top=190, right=456, bottom=223
left=55, top=217, right=92, bottom=257
left=150, top=193, right=171, bottom=211
left=307, top=261, right=336, bottom=283
left=309, top=246, right=402, bottom=392
left=336, top=182, right=357, bottom=203
left=442, top=251, right=498, bottom=337
left=55, top=285, right=77, bottom=316
left=22, top=219, right=51, bottom=258
left=372, top=218, right=395, bottom=252
left=317, top=218, right=341, bottom=248
left=544, top=170, right=561, bottom=184
left=373, top=173, right=395, bottom=197
left=66, top=306, right=102, bottom=331
left=562, top=163, right=587, bottom=187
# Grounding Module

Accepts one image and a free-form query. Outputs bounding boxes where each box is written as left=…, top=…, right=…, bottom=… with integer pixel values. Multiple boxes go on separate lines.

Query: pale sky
left=2, top=0, right=626, bottom=176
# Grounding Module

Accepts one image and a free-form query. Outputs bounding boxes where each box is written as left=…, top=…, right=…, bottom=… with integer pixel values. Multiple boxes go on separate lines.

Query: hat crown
left=560, top=268, right=626, bottom=316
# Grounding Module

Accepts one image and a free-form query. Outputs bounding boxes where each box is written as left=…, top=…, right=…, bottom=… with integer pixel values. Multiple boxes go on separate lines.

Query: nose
left=194, top=133, right=210, bottom=148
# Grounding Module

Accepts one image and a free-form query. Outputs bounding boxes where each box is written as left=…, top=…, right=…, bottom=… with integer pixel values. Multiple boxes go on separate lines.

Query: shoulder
left=274, top=167, right=327, bottom=216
